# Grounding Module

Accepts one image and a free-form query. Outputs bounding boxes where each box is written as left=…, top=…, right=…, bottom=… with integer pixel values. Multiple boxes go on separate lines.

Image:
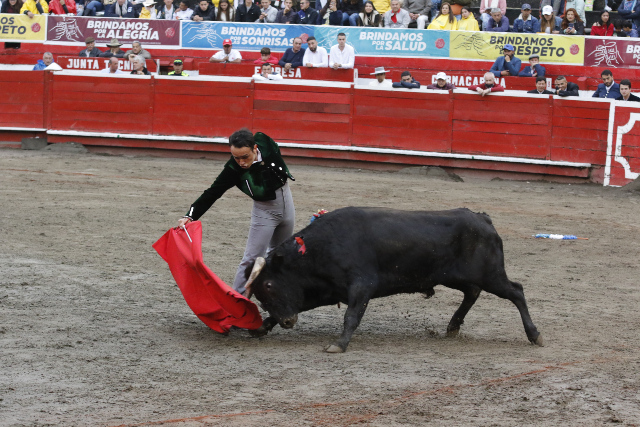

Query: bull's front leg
left=248, top=316, right=278, bottom=338
left=326, top=277, right=375, bottom=353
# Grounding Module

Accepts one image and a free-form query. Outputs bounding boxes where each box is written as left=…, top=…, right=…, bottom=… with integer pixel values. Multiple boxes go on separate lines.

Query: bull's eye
left=266, top=282, right=272, bottom=290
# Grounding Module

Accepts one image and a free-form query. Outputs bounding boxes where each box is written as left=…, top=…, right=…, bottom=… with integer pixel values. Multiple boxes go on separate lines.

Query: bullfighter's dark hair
left=229, top=129, right=255, bottom=149
left=536, top=76, right=546, bottom=83
left=601, top=69, right=613, bottom=77
left=620, top=79, right=631, bottom=88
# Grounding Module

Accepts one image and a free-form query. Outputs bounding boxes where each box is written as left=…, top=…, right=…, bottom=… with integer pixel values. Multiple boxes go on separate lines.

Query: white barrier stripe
left=45, top=130, right=591, bottom=168
left=0, top=127, right=47, bottom=132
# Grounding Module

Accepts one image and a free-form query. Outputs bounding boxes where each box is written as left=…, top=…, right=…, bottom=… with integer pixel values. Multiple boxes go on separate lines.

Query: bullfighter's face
left=230, top=144, right=258, bottom=169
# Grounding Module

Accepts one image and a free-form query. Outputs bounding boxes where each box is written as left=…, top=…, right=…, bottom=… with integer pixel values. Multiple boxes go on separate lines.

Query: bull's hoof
left=531, top=334, right=544, bottom=347
left=248, top=326, right=269, bottom=338
left=446, top=328, right=460, bottom=337
left=325, top=344, right=345, bottom=353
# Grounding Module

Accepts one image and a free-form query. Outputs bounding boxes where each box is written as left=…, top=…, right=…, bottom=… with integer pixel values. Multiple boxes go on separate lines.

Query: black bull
left=245, top=207, right=543, bottom=353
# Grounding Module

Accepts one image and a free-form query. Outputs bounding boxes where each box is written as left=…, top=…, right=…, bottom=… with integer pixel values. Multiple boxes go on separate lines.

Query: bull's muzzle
left=279, top=314, right=298, bottom=329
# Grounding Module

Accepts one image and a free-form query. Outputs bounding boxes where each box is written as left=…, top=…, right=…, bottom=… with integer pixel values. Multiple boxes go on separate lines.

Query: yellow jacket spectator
left=427, top=2, right=458, bottom=30
left=20, top=0, right=48, bottom=15
left=371, top=0, right=389, bottom=14
left=457, top=6, right=479, bottom=31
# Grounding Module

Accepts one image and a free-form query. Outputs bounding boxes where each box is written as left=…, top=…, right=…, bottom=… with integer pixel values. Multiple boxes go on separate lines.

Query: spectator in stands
left=236, top=0, right=260, bottom=21
left=621, top=20, right=639, bottom=37
left=402, top=0, right=430, bottom=29
left=489, top=44, right=520, bottom=77
left=513, top=4, right=540, bottom=32
left=590, top=10, right=615, bottom=36
left=329, top=32, right=355, bottom=69
left=518, top=54, right=545, bottom=77
left=428, top=2, right=457, bottom=28
left=275, top=0, right=300, bottom=22
left=1, top=0, right=24, bottom=14
left=104, top=0, right=139, bottom=16
left=562, top=0, right=585, bottom=23
left=168, top=59, right=189, bottom=76
left=192, top=0, right=215, bottom=19
left=175, top=0, right=193, bottom=18
left=469, top=72, right=504, bottom=96
left=593, top=69, right=621, bottom=99
left=616, top=0, right=640, bottom=31
left=385, top=0, right=410, bottom=27
left=303, top=36, right=328, bottom=67
left=298, top=0, right=318, bottom=22
left=485, top=7, right=509, bottom=31
left=131, top=55, right=151, bottom=75
left=254, top=47, right=279, bottom=65
left=616, top=80, right=640, bottom=102
left=393, top=71, right=421, bottom=89
left=255, top=0, right=277, bottom=21
left=527, top=76, right=554, bottom=94
left=78, top=37, right=102, bottom=57
left=100, top=39, right=126, bottom=58
left=369, top=67, right=392, bottom=88
left=20, top=0, right=48, bottom=16
left=210, top=39, right=242, bottom=63
left=540, top=5, right=561, bottom=33
left=426, top=72, right=455, bottom=90
left=33, top=52, right=55, bottom=71
left=458, top=6, right=479, bottom=30
left=101, top=57, right=124, bottom=74
left=124, top=41, right=152, bottom=60
left=253, top=63, right=284, bottom=81
left=341, top=0, right=363, bottom=25
left=372, top=0, right=390, bottom=14
left=137, top=0, right=155, bottom=17
left=318, top=0, right=342, bottom=24
left=561, top=8, right=584, bottom=34
left=357, top=1, right=383, bottom=26
left=279, top=37, right=305, bottom=70
left=49, top=0, right=77, bottom=14
left=479, top=0, right=505, bottom=30
left=216, top=0, right=234, bottom=20
left=554, top=76, right=579, bottom=97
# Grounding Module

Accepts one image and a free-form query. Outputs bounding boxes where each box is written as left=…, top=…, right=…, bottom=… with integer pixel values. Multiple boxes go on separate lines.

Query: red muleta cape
left=152, top=221, right=263, bottom=333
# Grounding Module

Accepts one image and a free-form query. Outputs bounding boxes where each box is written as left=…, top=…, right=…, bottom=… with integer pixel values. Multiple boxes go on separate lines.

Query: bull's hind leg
left=485, top=279, right=543, bottom=346
left=447, top=286, right=481, bottom=337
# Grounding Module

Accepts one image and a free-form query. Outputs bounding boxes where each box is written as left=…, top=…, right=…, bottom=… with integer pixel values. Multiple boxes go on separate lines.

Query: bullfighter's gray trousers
left=232, top=182, right=295, bottom=294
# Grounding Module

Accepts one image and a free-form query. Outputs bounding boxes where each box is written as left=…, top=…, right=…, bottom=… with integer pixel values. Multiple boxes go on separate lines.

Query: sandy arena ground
left=1, top=148, right=639, bottom=426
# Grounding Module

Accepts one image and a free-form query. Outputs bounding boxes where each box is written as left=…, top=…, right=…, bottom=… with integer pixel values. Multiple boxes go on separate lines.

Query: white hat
left=436, top=72, right=447, bottom=80
left=370, top=66, right=390, bottom=75
left=542, top=5, right=553, bottom=15
left=142, top=0, right=155, bottom=6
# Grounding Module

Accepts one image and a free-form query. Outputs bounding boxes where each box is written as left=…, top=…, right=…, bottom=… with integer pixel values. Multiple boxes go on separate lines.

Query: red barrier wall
left=199, top=62, right=355, bottom=82
left=5, top=71, right=640, bottom=186
left=0, top=71, right=46, bottom=129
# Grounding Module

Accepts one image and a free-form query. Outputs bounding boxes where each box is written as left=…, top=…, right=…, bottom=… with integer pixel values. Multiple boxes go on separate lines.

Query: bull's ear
left=271, top=251, right=285, bottom=270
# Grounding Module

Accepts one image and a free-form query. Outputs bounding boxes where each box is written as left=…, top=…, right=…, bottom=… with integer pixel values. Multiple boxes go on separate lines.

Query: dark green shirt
left=186, top=133, right=293, bottom=220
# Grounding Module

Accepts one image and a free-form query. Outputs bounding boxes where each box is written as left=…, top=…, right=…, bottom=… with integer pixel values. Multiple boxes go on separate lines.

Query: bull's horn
left=244, top=257, right=266, bottom=298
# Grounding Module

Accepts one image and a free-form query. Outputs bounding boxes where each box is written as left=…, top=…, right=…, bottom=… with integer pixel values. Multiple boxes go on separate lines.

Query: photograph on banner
left=182, top=22, right=314, bottom=51
left=449, top=31, right=584, bottom=64
left=47, top=16, right=180, bottom=46
left=0, top=14, right=46, bottom=42
left=585, top=38, right=640, bottom=68
left=314, top=27, right=449, bottom=57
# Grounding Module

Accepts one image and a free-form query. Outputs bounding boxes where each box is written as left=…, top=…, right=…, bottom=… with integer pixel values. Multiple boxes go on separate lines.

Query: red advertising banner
left=58, top=56, right=159, bottom=73
left=585, top=37, right=640, bottom=69
left=47, top=16, right=180, bottom=47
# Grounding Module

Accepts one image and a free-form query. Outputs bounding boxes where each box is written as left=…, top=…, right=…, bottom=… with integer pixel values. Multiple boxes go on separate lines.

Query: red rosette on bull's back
left=153, top=221, right=263, bottom=333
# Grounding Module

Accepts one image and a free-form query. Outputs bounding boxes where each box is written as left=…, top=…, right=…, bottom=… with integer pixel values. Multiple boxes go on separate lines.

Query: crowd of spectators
left=2, top=0, right=638, bottom=37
